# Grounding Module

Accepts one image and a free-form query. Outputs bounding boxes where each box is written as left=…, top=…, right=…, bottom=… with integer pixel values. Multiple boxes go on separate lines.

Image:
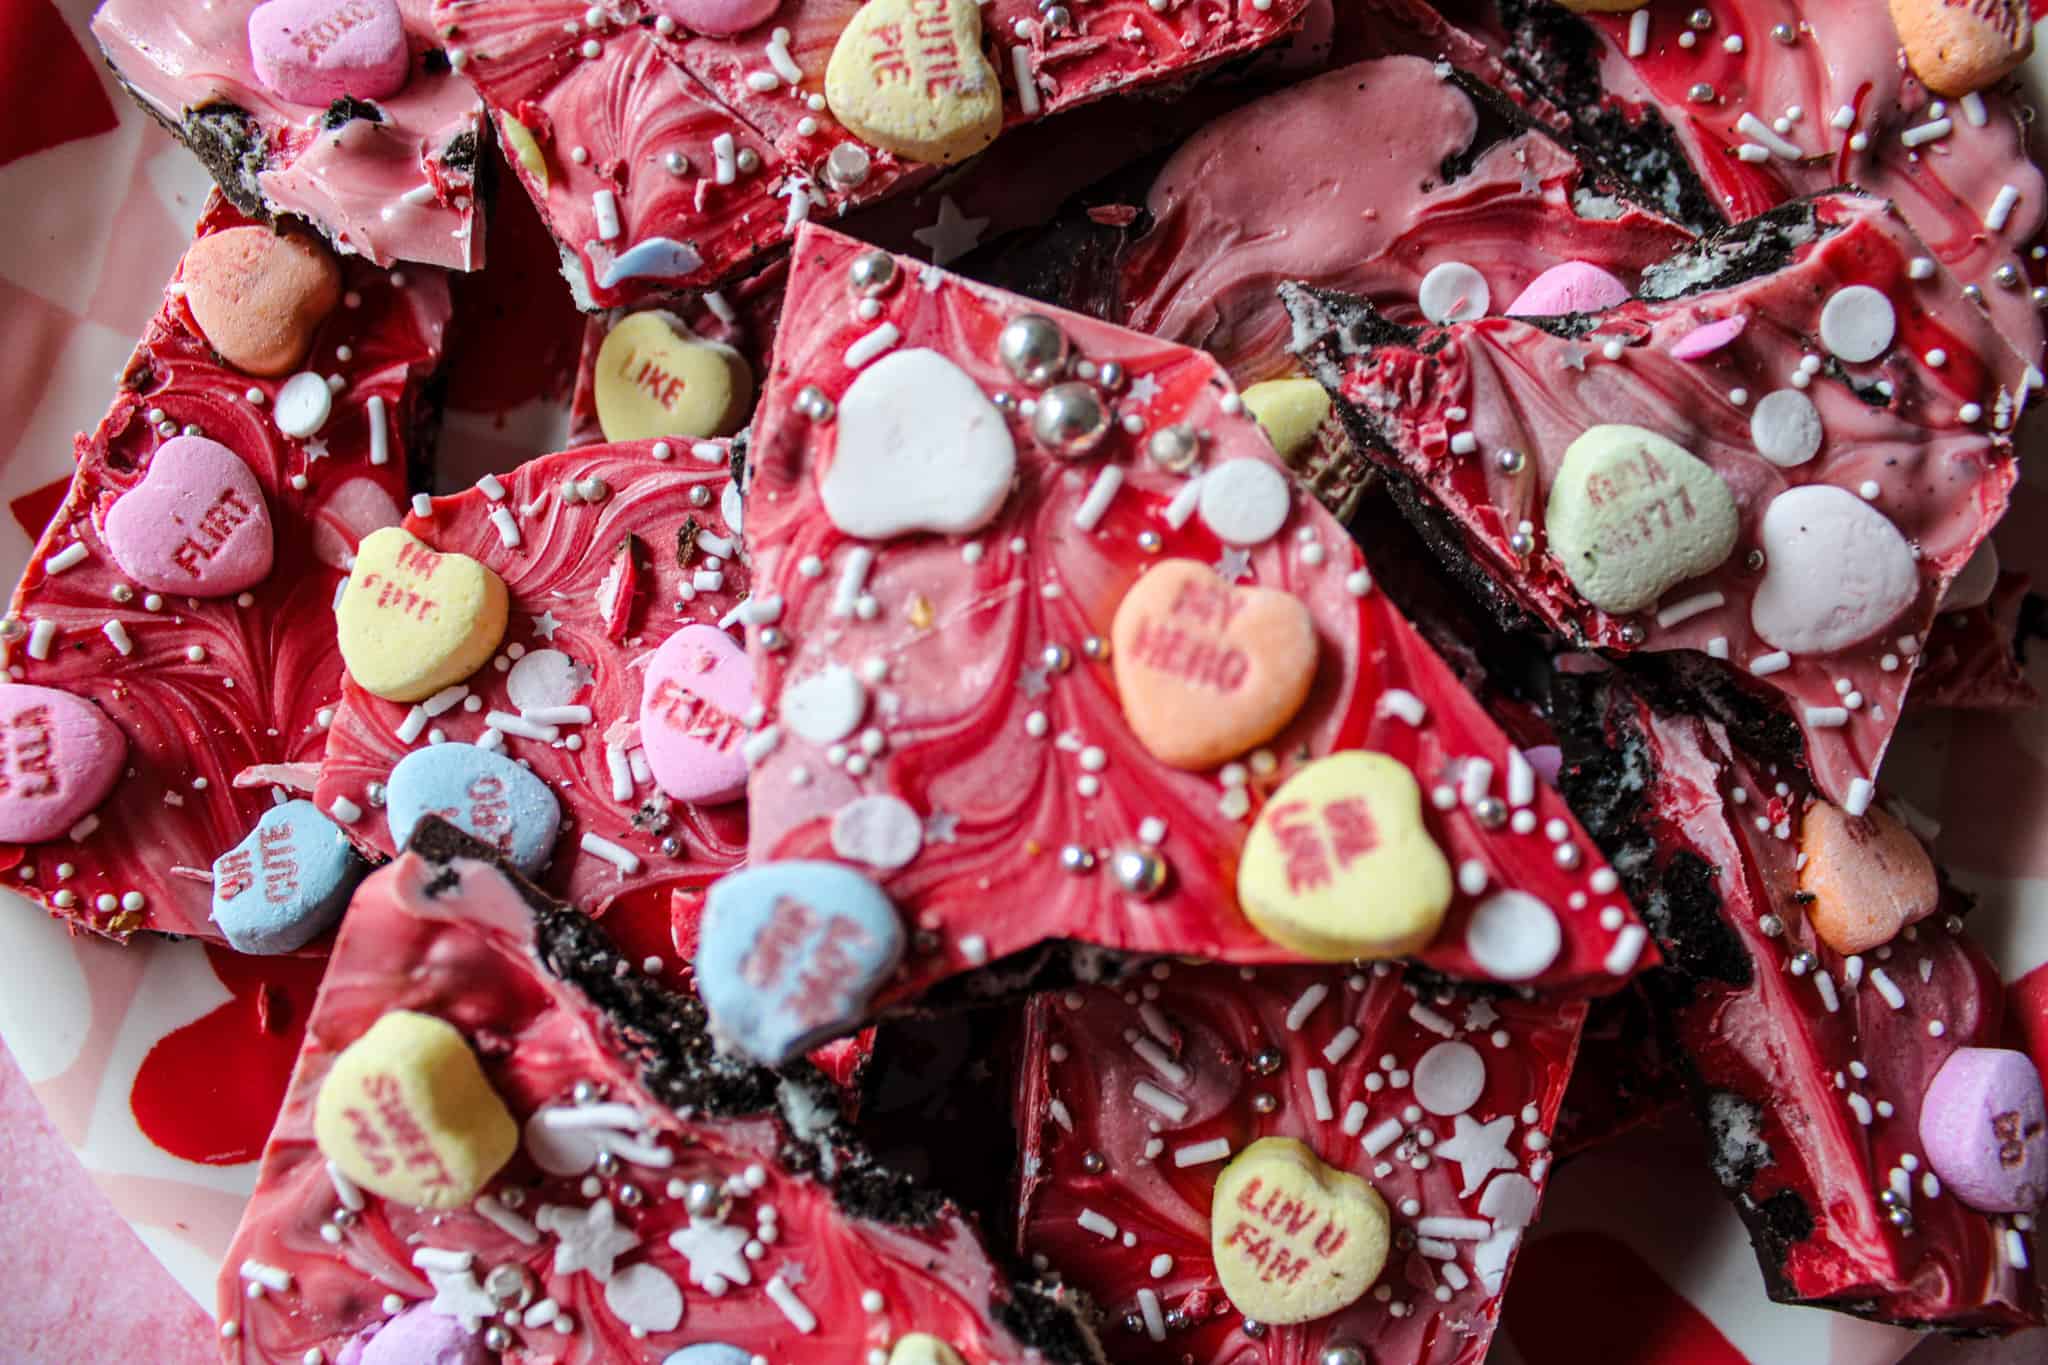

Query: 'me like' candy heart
left=0, top=684, right=125, bottom=843
left=1211, top=1137, right=1390, bottom=1325
left=249, top=0, right=411, bottom=107
left=211, top=799, right=367, bottom=954
left=593, top=311, right=752, bottom=443
left=337, top=527, right=508, bottom=703
left=696, top=861, right=904, bottom=1065
left=104, top=436, right=274, bottom=596
left=822, top=347, right=1016, bottom=540
left=639, top=624, right=752, bottom=804
left=386, top=743, right=562, bottom=874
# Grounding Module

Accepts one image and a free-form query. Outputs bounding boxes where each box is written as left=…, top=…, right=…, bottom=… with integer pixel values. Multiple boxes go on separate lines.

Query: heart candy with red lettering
left=336, top=527, right=508, bottom=703
left=104, top=436, right=274, bottom=596
left=1798, top=800, right=1939, bottom=953
left=640, top=624, right=752, bottom=805
left=646, top=0, right=782, bottom=37
left=248, top=0, right=411, bottom=106
left=385, top=743, right=561, bottom=874
left=0, top=683, right=125, bottom=843
left=1210, top=1137, right=1391, bottom=1324
left=181, top=224, right=343, bottom=379
left=210, top=799, right=367, bottom=954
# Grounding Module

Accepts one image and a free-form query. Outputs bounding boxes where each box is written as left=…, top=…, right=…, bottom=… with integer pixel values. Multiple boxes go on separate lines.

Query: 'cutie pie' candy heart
left=346, top=1305, right=491, bottom=1365
left=337, top=526, right=508, bottom=702
left=312, top=1009, right=518, bottom=1209
left=1241, top=378, right=1330, bottom=464
left=0, top=683, right=124, bottom=843
left=1797, top=800, right=1938, bottom=953
left=1505, top=260, right=1631, bottom=316
left=823, top=348, right=1016, bottom=539
left=104, top=435, right=274, bottom=596
left=887, top=1335, right=967, bottom=1365
left=248, top=0, right=411, bottom=107
left=647, top=0, right=782, bottom=38
left=593, top=312, right=753, bottom=443
left=639, top=624, right=752, bottom=804
left=181, top=224, right=342, bottom=378
left=385, top=744, right=562, bottom=875
left=211, top=799, right=367, bottom=954
left=1919, top=1047, right=2048, bottom=1213
left=1751, top=485, right=1919, bottom=655
left=1237, top=751, right=1453, bottom=960
left=696, top=861, right=905, bottom=1064
left=824, top=0, right=1004, bottom=165
left=1544, top=424, right=1739, bottom=615
left=1210, top=1137, right=1391, bottom=1325
left=1890, top=0, right=2031, bottom=96
left=1109, top=558, right=1317, bottom=770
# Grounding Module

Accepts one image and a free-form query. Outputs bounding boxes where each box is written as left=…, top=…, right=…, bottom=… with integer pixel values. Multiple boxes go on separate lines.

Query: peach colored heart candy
left=181, top=224, right=343, bottom=378
left=1799, top=800, right=1940, bottom=954
left=1890, top=0, right=2032, bottom=97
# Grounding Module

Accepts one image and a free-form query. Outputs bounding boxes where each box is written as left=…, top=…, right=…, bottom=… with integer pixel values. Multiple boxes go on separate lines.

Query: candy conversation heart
left=647, top=0, right=782, bottom=38
left=103, top=435, right=274, bottom=596
left=1890, top=0, right=2032, bottom=96
left=1210, top=1138, right=1390, bottom=1325
left=640, top=624, right=752, bottom=805
left=347, top=1305, right=491, bottom=1365
left=1505, top=260, right=1631, bottom=316
left=313, top=1009, right=518, bottom=1209
left=1919, top=1048, right=2048, bottom=1214
left=1798, top=801, right=1938, bottom=954
left=593, top=311, right=752, bottom=443
left=211, top=799, right=367, bottom=954
left=823, top=348, right=1017, bottom=539
left=385, top=742, right=561, bottom=874
left=1751, top=485, right=1919, bottom=656
left=824, top=0, right=1003, bottom=166
left=337, top=526, right=508, bottom=702
left=1544, top=424, right=1738, bottom=616
left=179, top=224, right=343, bottom=378
left=888, top=1335, right=968, bottom=1365
left=248, top=0, right=411, bottom=106
left=1240, top=379, right=1329, bottom=464
left=0, top=684, right=124, bottom=844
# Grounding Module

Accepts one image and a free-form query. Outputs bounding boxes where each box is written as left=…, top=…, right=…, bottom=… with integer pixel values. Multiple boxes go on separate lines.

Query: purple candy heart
left=249, top=0, right=411, bottom=107
left=1919, top=1046, right=2048, bottom=1214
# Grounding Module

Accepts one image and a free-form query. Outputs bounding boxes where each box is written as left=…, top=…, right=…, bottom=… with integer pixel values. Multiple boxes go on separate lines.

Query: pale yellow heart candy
left=313, top=1011, right=518, bottom=1210
left=1237, top=751, right=1453, bottom=960
left=888, top=1334, right=967, bottom=1365
left=337, top=526, right=508, bottom=703
left=1544, top=423, right=1738, bottom=616
left=498, top=112, right=550, bottom=192
left=595, top=311, right=753, bottom=443
left=1212, top=1137, right=1390, bottom=1325
left=824, top=0, right=1004, bottom=166
left=1242, top=378, right=1331, bottom=465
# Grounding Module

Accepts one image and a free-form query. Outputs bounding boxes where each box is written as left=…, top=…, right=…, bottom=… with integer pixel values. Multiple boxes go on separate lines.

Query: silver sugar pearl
left=1687, top=7, right=1713, bottom=28
left=485, top=1263, right=535, bottom=1309
left=332, top=1207, right=357, bottom=1228
left=1494, top=448, right=1526, bottom=475
left=1147, top=422, right=1202, bottom=473
left=1042, top=643, right=1073, bottom=673
left=1770, top=22, right=1796, bottom=44
left=1031, top=382, right=1110, bottom=458
left=1554, top=843, right=1582, bottom=870
left=1110, top=846, right=1169, bottom=899
left=1251, top=1093, right=1278, bottom=1114
left=1688, top=82, right=1716, bottom=104
left=1944, top=914, right=1965, bottom=934
left=594, top=1150, right=620, bottom=1178
left=618, top=1183, right=644, bottom=1207
left=483, top=1326, right=513, bottom=1352
left=1137, top=530, right=1163, bottom=553
left=1082, top=635, right=1111, bottom=661
left=1790, top=950, right=1818, bottom=975
left=998, top=314, right=1070, bottom=387
left=1059, top=843, right=1096, bottom=874
left=661, top=836, right=683, bottom=857
left=1044, top=5, right=1071, bottom=30
left=1618, top=621, right=1647, bottom=646
left=1123, top=1313, right=1146, bottom=1335
left=1887, top=1205, right=1915, bottom=1230
left=1758, top=914, right=1785, bottom=937
left=572, top=1081, right=599, bottom=1104
left=2032, top=286, right=2048, bottom=310
left=826, top=142, right=872, bottom=191
left=848, top=250, right=897, bottom=296
left=1081, top=1151, right=1106, bottom=1174
left=1098, top=361, right=1125, bottom=391
left=1162, top=1308, right=1188, bottom=1331
left=796, top=385, right=834, bottom=421
left=684, top=1178, right=729, bottom=1219
left=992, top=391, right=1019, bottom=414
left=1472, top=796, right=1507, bottom=829
left=1243, top=1319, right=1268, bottom=1339
left=1321, top=1345, right=1371, bottom=1365
left=1994, top=263, right=2022, bottom=290
left=1507, top=530, right=1535, bottom=557
left=1964, top=283, right=1986, bottom=308
left=1249, top=1047, right=1284, bottom=1076
left=758, top=626, right=787, bottom=652
left=1746, top=548, right=1766, bottom=572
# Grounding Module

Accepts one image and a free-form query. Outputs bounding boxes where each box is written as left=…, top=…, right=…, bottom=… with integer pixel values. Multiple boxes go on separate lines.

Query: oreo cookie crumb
left=322, top=97, right=383, bottom=129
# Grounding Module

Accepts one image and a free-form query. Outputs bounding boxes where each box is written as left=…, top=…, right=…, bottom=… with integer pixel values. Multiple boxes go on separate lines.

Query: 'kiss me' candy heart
left=823, top=0, right=1004, bottom=165
left=211, top=799, right=367, bottom=954
left=337, top=527, right=509, bottom=702
left=1210, top=1136, right=1391, bottom=1325
left=696, top=861, right=905, bottom=1065
left=104, top=435, right=275, bottom=596
left=385, top=744, right=562, bottom=875
left=0, top=683, right=124, bottom=843
left=181, top=224, right=343, bottom=378
left=823, top=348, right=1016, bottom=540
left=593, top=312, right=753, bottom=443
left=1109, top=558, right=1317, bottom=770
left=248, top=0, right=411, bottom=107
left=639, top=624, right=752, bottom=804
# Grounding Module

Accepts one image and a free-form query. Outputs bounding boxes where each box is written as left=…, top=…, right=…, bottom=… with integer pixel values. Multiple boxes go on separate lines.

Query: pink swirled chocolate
left=1, top=195, right=447, bottom=942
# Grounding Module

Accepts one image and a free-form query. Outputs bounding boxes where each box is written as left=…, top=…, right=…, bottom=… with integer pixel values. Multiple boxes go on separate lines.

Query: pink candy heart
left=248, top=0, right=411, bottom=107
left=0, top=685, right=125, bottom=844
left=105, top=436, right=275, bottom=597
left=639, top=624, right=752, bottom=804
left=647, top=0, right=784, bottom=38
left=1504, top=261, right=1631, bottom=317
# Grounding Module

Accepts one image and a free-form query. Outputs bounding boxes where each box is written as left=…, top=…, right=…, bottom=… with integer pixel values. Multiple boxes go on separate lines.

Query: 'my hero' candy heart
left=248, top=0, right=411, bottom=107
left=696, top=861, right=905, bottom=1064
left=1211, top=1137, right=1391, bottom=1325
left=1109, top=558, right=1317, bottom=770
left=385, top=743, right=561, bottom=874
left=180, top=224, right=343, bottom=378
left=639, top=623, right=752, bottom=804
left=1919, top=1047, right=2048, bottom=1213
left=211, top=799, right=367, bottom=954
left=103, top=436, right=274, bottom=597
left=823, top=0, right=1004, bottom=165
left=823, top=348, right=1016, bottom=539
left=0, top=684, right=124, bottom=843
left=1544, top=424, right=1739, bottom=615
left=337, top=527, right=508, bottom=702
left=593, top=311, right=753, bottom=443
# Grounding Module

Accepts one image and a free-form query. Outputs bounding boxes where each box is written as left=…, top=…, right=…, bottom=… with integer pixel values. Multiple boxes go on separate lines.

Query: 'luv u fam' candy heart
left=210, top=799, right=367, bottom=954
left=337, top=526, right=509, bottom=703
left=1211, top=1136, right=1392, bottom=1325
left=103, top=435, right=274, bottom=596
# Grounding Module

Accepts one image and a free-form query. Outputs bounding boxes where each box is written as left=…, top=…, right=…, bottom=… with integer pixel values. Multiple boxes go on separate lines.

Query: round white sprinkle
left=1197, top=459, right=1290, bottom=546
left=1464, top=890, right=1563, bottom=982
left=830, top=794, right=924, bottom=869
left=1750, top=388, right=1823, bottom=466
left=274, top=372, right=334, bottom=438
left=1412, top=1041, right=1487, bottom=1116
left=1418, top=261, right=1490, bottom=323
left=1818, top=285, right=1896, bottom=363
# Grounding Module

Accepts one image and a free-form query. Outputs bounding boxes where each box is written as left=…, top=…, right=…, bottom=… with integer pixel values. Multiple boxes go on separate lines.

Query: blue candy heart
left=696, top=861, right=904, bottom=1066
left=385, top=742, right=561, bottom=874
left=210, top=799, right=367, bottom=954
left=663, top=1348, right=752, bottom=1365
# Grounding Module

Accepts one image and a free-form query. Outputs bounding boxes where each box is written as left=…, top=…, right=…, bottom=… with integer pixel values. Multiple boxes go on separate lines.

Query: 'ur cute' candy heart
left=248, top=0, right=411, bottom=107
left=1211, top=1137, right=1391, bottom=1325
left=824, top=0, right=1003, bottom=165
left=593, top=312, right=753, bottom=443
left=385, top=744, right=561, bottom=875
left=1109, top=558, right=1317, bottom=770
left=1237, top=751, right=1453, bottom=960
left=312, top=1009, right=518, bottom=1209
left=103, top=436, right=274, bottom=596
left=823, top=348, right=1016, bottom=540
left=1751, top=485, right=1919, bottom=655
left=181, top=224, right=342, bottom=378
left=696, top=861, right=905, bottom=1065
left=337, top=527, right=508, bottom=702
left=211, top=799, right=367, bottom=954
left=1797, top=800, right=1939, bottom=954
left=1919, top=1047, right=2048, bottom=1213
left=1544, top=424, right=1739, bottom=615
left=0, top=684, right=124, bottom=843
left=640, top=624, right=752, bottom=804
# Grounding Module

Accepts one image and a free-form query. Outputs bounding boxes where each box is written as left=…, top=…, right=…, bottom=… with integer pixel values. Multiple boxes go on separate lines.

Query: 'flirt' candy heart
left=1544, top=424, right=1738, bottom=615
left=248, top=0, right=411, bottom=106
left=1210, top=1137, right=1390, bottom=1325
left=639, top=624, right=751, bottom=804
left=593, top=312, right=753, bottom=443
left=823, top=348, right=1016, bottom=539
left=181, top=224, right=342, bottom=378
left=1919, top=1047, right=2048, bottom=1213
left=1505, top=261, right=1631, bottom=316
left=1237, top=751, right=1453, bottom=960
left=1798, top=800, right=1938, bottom=953
left=824, top=0, right=1004, bottom=165
left=647, top=0, right=783, bottom=38
left=313, top=1009, right=518, bottom=1208
left=1109, top=558, right=1317, bottom=770
left=1890, top=0, right=2031, bottom=96
left=104, top=436, right=274, bottom=596
left=1751, top=485, right=1919, bottom=655
left=385, top=744, right=562, bottom=875
left=0, top=684, right=124, bottom=843
left=1241, top=378, right=1329, bottom=464
left=696, top=861, right=905, bottom=1064
left=337, top=527, right=508, bottom=702
left=211, top=799, right=367, bottom=954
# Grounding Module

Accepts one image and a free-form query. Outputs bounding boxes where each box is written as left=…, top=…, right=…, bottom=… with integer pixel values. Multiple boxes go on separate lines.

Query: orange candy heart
left=181, top=224, right=343, bottom=378
left=1799, top=801, right=1939, bottom=954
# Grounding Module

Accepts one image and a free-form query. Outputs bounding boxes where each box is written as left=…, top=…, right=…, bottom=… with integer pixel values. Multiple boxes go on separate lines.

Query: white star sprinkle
left=1214, top=548, right=1253, bottom=583
left=424, top=1267, right=496, bottom=1327
left=1126, top=374, right=1161, bottom=405
left=919, top=262, right=946, bottom=293
left=1436, top=1113, right=1519, bottom=1197
left=302, top=437, right=330, bottom=463
left=532, top=610, right=562, bottom=641
left=912, top=196, right=989, bottom=266
left=777, top=1259, right=809, bottom=1287
left=668, top=1216, right=753, bottom=1289
left=1462, top=999, right=1500, bottom=1032
left=1017, top=665, right=1051, bottom=698
left=924, top=810, right=961, bottom=844
left=537, top=1198, right=639, bottom=1282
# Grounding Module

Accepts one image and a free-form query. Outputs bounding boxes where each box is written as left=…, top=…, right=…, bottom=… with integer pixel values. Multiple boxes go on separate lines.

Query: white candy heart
left=822, top=348, right=1016, bottom=540
left=1751, top=485, right=1919, bottom=655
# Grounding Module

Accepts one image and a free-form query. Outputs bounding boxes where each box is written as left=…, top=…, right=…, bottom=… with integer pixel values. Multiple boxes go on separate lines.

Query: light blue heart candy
left=663, top=1348, right=752, bottom=1365
left=696, top=861, right=904, bottom=1066
left=210, top=799, right=367, bottom=954
left=385, top=742, right=561, bottom=874
left=599, top=236, right=706, bottom=288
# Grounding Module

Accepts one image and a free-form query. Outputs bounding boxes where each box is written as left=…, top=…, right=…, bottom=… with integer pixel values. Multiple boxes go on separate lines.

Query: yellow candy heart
left=824, top=0, right=1004, bottom=166
left=1241, top=378, right=1331, bottom=465
left=888, top=1335, right=967, bottom=1365
left=337, top=526, right=508, bottom=703
left=313, top=1010, right=518, bottom=1210
left=1237, top=751, right=1453, bottom=960
left=1212, top=1138, right=1390, bottom=1325
left=594, top=311, right=753, bottom=443
left=498, top=112, right=550, bottom=192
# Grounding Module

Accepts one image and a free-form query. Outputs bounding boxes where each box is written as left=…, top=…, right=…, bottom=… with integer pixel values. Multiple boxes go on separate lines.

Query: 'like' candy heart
left=696, top=861, right=905, bottom=1064
left=1919, top=1047, right=2048, bottom=1213
left=104, top=436, right=274, bottom=596
left=1211, top=1137, right=1391, bottom=1325
left=337, top=527, right=508, bottom=702
left=593, top=312, right=752, bottom=443
left=181, top=224, right=342, bottom=378
left=1237, top=751, right=1453, bottom=960
left=823, top=348, right=1016, bottom=540
left=1109, top=558, right=1317, bottom=770
left=248, top=0, right=412, bottom=107
left=0, top=683, right=125, bottom=843
left=385, top=743, right=561, bottom=875
left=211, top=799, right=367, bottom=954
left=823, top=0, right=1004, bottom=165
left=639, top=624, right=752, bottom=804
